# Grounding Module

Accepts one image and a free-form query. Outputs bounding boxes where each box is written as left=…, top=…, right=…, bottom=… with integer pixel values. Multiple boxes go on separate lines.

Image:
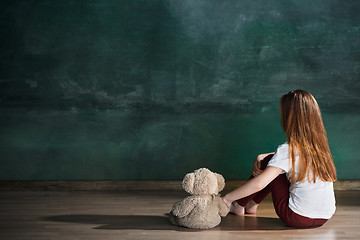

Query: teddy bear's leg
left=168, top=212, right=179, bottom=226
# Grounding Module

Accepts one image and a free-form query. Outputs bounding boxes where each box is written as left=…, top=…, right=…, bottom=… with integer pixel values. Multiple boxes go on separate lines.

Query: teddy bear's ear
left=182, top=173, right=195, bottom=194
left=215, top=173, right=225, bottom=192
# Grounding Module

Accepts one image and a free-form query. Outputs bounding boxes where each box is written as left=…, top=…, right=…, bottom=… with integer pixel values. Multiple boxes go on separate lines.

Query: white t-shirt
left=267, top=142, right=336, bottom=219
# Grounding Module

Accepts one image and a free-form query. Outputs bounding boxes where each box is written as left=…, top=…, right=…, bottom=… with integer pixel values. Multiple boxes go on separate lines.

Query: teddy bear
left=169, top=168, right=230, bottom=229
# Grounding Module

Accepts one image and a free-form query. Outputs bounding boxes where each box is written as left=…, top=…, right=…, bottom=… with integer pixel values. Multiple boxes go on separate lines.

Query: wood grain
left=0, top=190, right=359, bottom=240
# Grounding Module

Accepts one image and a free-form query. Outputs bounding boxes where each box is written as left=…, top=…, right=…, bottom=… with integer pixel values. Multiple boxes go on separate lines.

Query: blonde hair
left=280, top=90, right=337, bottom=183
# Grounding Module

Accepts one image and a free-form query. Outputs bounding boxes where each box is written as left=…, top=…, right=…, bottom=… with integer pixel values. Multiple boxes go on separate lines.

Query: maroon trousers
left=236, top=154, right=328, bottom=228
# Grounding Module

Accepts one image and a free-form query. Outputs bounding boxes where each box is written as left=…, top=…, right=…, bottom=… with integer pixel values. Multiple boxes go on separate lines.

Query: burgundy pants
left=236, top=154, right=328, bottom=228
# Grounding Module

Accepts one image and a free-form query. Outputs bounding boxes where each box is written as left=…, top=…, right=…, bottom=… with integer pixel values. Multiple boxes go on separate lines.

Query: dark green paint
left=0, top=0, right=359, bottom=180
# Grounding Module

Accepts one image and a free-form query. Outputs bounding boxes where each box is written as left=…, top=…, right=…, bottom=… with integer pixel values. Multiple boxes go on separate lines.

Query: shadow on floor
left=42, top=214, right=289, bottom=231
left=220, top=214, right=289, bottom=230
left=43, top=214, right=182, bottom=231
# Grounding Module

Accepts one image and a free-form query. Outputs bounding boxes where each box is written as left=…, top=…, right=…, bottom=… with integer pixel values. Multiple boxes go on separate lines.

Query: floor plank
left=0, top=190, right=359, bottom=240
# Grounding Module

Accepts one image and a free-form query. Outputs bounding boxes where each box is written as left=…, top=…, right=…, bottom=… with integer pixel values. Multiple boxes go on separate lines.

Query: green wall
left=1, top=0, right=359, bottom=180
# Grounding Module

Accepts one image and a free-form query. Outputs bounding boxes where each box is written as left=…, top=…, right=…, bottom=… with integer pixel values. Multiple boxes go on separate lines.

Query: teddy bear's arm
left=171, top=196, right=198, bottom=218
left=216, top=195, right=230, bottom=217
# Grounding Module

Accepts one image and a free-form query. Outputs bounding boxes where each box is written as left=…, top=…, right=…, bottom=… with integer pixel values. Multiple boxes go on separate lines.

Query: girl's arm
left=222, top=166, right=283, bottom=207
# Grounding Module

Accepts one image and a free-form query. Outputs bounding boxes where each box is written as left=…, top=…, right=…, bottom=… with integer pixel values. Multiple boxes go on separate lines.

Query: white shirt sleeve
left=267, top=143, right=291, bottom=173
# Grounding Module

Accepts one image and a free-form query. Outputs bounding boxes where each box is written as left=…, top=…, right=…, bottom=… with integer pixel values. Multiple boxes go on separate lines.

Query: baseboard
left=0, top=181, right=182, bottom=191
left=0, top=180, right=359, bottom=191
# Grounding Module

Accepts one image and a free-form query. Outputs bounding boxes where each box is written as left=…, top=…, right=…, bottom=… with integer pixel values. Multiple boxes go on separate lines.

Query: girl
left=222, top=90, right=337, bottom=228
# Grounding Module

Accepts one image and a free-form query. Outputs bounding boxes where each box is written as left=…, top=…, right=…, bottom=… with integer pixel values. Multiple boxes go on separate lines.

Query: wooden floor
left=0, top=190, right=359, bottom=240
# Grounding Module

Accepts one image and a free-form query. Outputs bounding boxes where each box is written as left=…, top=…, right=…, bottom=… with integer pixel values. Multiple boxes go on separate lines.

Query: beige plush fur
left=169, top=168, right=230, bottom=229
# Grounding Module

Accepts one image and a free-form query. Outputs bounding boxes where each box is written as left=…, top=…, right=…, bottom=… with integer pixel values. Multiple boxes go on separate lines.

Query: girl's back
left=268, top=142, right=336, bottom=219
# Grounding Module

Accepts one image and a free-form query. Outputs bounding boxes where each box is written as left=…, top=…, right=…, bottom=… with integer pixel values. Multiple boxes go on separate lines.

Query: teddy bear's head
left=182, top=168, right=225, bottom=195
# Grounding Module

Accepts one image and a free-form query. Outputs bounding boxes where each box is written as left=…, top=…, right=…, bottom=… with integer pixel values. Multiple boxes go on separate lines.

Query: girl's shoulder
left=275, top=142, right=289, bottom=154
left=268, top=143, right=289, bottom=163
left=267, top=142, right=291, bottom=173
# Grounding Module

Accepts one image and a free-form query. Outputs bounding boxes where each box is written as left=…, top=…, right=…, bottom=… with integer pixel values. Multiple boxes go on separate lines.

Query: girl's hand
left=221, top=196, right=232, bottom=210
left=252, top=153, right=274, bottom=177
left=252, top=155, right=263, bottom=177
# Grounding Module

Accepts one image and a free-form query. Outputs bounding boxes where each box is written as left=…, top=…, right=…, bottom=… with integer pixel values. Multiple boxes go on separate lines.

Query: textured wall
left=0, top=0, right=359, bottom=180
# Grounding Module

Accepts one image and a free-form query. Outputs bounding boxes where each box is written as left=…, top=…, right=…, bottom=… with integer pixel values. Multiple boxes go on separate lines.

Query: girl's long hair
left=280, top=90, right=337, bottom=183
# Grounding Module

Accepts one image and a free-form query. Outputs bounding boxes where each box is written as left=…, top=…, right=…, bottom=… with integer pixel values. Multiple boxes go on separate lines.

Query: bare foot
left=245, top=200, right=259, bottom=214
left=230, top=201, right=245, bottom=215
